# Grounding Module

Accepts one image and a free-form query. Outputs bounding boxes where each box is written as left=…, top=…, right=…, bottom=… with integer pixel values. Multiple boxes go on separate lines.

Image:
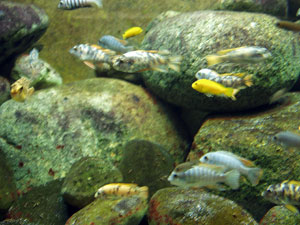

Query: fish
left=195, top=68, right=253, bottom=88
left=58, top=0, right=102, bottom=9
left=276, top=21, right=300, bottom=32
left=199, top=151, right=263, bottom=186
left=10, top=77, right=34, bottom=102
left=167, top=161, right=240, bottom=190
left=122, top=27, right=143, bottom=39
left=94, top=183, right=148, bottom=199
left=111, top=50, right=182, bottom=73
left=29, top=48, right=39, bottom=68
left=262, top=180, right=300, bottom=213
left=69, top=44, right=116, bottom=63
left=297, top=8, right=300, bottom=17
left=205, top=46, right=272, bottom=66
left=269, top=88, right=288, bottom=104
left=273, top=131, right=300, bottom=149
left=192, top=79, right=240, bottom=101
left=98, top=35, right=134, bottom=53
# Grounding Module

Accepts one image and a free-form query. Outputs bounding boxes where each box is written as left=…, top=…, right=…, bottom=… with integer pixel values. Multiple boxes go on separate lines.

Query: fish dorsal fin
left=197, top=163, right=227, bottom=172
left=219, top=73, right=246, bottom=78
left=175, top=161, right=198, bottom=172
left=216, top=46, right=247, bottom=55
left=287, top=180, right=300, bottom=186
left=216, top=151, right=255, bottom=167
left=115, top=37, right=128, bottom=45
left=91, top=44, right=103, bottom=50
left=107, top=183, right=138, bottom=187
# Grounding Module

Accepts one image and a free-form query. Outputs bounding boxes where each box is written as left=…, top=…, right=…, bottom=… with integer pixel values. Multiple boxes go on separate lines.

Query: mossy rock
left=61, top=156, right=123, bottom=208
left=148, top=187, right=258, bottom=225
left=66, top=195, right=148, bottom=225
left=259, top=205, right=300, bottom=224
left=0, top=1, right=48, bottom=66
left=0, top=77, right=10, bottom=105
left=188, top=92, right=300, bottom=220
left=0, top=78, right=189, bottom=192
left=118, top=140, right=175, bottom=197
left=7, top=180, right=68, bottom=225
left=142, top=11, right=300, bottom=112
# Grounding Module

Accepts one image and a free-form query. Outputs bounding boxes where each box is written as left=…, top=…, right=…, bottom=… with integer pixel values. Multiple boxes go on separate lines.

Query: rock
left=0, top=1, right=49, bottom=66
left=188, top=92, right=300, bottom=219
left=66, top=195, right=148, bottom=225
left=148, top=187, right=258, bottom=225
left=118, top=140, right=175, bottom=197
left=0, top=151, right=17, bottom=211
left=7, top=180, right=69, bottom=225
left=11, top=49, right=63, bottom=89
left=212, top=0, right=288, bottom=17
left=0, top=77, right=10, bottom=105
left=0, top=219, right=35, bottom=225
left=142, top=11, right=300, bottom=112
left=0, top=78, right=189, bottom=192
left=61, top=156, right=123, bottom=208
left=259, top=205, right=300, bottom=224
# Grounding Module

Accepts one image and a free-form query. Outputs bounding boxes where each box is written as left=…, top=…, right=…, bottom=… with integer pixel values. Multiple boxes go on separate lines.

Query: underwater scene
left=1, top=0, right=300, bottom=224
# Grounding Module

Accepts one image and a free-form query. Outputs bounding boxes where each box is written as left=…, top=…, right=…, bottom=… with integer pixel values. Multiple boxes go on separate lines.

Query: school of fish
left=7, top=0, right=300, bottom=217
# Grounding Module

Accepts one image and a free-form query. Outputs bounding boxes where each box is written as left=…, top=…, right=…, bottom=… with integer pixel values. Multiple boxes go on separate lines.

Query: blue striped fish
left=98, top=35, right=134, bottom=53
left=58, top=0, right=102, bottom=10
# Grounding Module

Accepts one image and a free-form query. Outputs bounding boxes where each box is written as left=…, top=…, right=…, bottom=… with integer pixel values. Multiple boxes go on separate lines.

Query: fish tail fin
left=246, top=167, right=263, bottom=186
left=225, top=170, right=240, bottom=190
left=206, top=55, right=222, bottom=66
left=125, top=45, right=135, bottom=52
left=225, top=88, right=239, bottom=101
left=138, top=186, right=149, bottom=199
left=167, top=55, right=182, bottom=72
left=92, top=0, right=103, bottom=8
left=243, top=75, right=253, bottom=87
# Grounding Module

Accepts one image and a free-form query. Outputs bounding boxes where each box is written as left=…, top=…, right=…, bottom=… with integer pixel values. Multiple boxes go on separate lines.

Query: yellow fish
left=94, top=183, right=148, bottom=199
left=122, top=27, right=143, bottom=39
left=192, top=79, right=239, bottom=101
left=10, top=77, right=34, bottom=102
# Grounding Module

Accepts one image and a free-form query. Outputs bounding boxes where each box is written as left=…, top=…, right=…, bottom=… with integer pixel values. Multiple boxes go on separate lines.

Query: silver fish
left=69, top=44, right=116, bottom=63
left=98, top=35, right=134, bottom=53
left=58, top=0, right=102, bottom=10
left=195, top=68, right=253, bottom=88
left=199, top=151, right=262, bottom=186
left=112, top=50, right=182, bottom=73
left=273, top=131, right=300, bottom=148
left=167, top=161, right=240, bottom=190
left=206, top=46, right=272, bottom=66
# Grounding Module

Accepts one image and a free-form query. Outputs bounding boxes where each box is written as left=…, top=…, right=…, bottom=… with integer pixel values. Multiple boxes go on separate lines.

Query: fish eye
left=173, top=174, right=178, bottom=178
left=203, top=156, right=208, bottom=161
left=19, top=86, right=23, bottom=91
left=273, top=136, right=277, bottom=140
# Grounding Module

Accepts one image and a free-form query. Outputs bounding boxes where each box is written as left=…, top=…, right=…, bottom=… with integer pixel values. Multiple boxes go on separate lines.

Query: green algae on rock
left=259, top=205, right=300, bottom=224
left=0, top=219, right=35, bottom=225
left=118, top=140, right=175, bottom=197
left=188, top=92, right=300, bottom=220
left=0, top=77, right=10, bottom=106
left=142, top=10, right=300, bottom=112
left=0, top=78, right=189, bottom=192
left=148, top=187, right=258, bottom=225
left=0, top=1, right=48, bottom=66
left=0, top=151, right=16, bottom=211
left=61, top=156, right=123, bottom=208
left=66, top=195, right=148, bottom=225
left=7, top=180, right=68, bottom=225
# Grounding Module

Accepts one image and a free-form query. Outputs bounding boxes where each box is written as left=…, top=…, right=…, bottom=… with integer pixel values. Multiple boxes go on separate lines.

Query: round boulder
left=142, top=10, right=300, bottom=112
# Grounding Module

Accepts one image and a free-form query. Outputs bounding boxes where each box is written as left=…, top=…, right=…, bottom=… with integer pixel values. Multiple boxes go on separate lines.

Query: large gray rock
left=0, top=78, right=189, bottom=192
left=0, top=1, right=49, bottom=65
left=142, top=11, right=300, bottom=112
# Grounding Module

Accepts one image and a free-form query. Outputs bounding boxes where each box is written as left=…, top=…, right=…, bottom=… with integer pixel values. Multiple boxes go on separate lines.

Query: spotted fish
left=195, top=68, right=253, bottom=88
left=58, top=0, right=102, bottom=10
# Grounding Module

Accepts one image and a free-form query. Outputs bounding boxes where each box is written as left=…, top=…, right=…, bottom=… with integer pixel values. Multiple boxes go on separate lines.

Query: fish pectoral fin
left=285, top=204, right=299, bottom=214
left=216, top=46, right=248, bottom=55
left=83, top=61, right=96, bottom=70
left=115, top=38, right=128, bottom=45
left=28, top=87, right=35, bottom=97
left=152, top=66, right=168, bottom=72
